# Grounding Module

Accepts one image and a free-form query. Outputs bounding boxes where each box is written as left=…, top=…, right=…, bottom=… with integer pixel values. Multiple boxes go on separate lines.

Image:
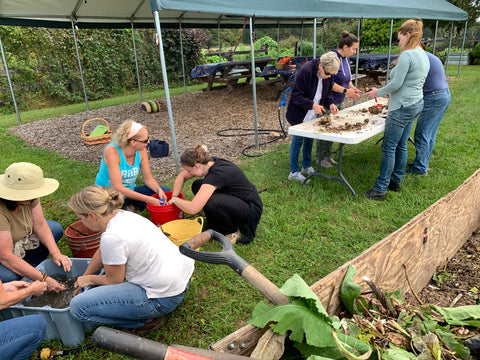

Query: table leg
left=303, top=143, right=356, bottom=198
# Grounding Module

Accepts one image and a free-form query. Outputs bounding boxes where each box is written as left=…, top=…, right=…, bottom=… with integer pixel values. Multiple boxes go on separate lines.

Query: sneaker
left=123, top=204, right=138, bottom=213
left=320, top=159, right=333, bottom=168
left=301, top=167, right=315, bottom=177
left=288, top=172, right=306, bottom=182
left=327, top=157, right=337, bottom=165
left=365, top=189, right=386, bottom=201
left=406, top=168, right=427, bottom=175
left=388, top=181, right=401, bottom=192
left=225, top=229, right=241, bottom=244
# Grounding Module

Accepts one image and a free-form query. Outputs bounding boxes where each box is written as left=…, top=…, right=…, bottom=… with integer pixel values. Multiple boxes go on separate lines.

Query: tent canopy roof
left=0, top=0, right=468, bottom=29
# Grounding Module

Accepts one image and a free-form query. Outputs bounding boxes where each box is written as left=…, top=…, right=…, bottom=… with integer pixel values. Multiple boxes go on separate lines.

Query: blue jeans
left=123, top=185, right=170, bottom=211
left=0, top=315, right=47, bottom=360
left=0, top=220, right=63, bottom=282
left=373, top=99, right=424, bottom=192
left=70, top=281, right=188, bottom=328
left=412, top=89, right=451, bottom=174
left=289, top=135, right=313, bottom=173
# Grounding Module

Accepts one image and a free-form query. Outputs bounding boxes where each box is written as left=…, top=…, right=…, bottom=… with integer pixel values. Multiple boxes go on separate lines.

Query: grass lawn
left=0, top=66, right=479, bottom=359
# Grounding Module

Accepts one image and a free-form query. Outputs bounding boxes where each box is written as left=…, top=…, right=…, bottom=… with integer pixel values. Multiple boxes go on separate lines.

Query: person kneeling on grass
left=68, top=185, right=194, bottom=335
left=168, top=144, right=263, bottom=245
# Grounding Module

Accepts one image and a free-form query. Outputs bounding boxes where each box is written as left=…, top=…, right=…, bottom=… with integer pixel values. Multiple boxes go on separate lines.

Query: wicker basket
left=81, top=118, right=112, bottom=146
left=275, top=63, right=286, bottom=70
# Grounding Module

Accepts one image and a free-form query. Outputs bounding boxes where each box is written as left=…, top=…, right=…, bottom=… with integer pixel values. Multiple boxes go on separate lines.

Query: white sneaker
left=301, top=167, right=315, bottom=176
left=327, top=157, right=337, bottom=165
left=288, top=172, right=306, bottom=182
left=320, top=159, right=333, bottom=168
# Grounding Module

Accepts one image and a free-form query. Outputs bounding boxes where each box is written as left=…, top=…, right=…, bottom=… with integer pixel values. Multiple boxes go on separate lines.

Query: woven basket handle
left=81, top=118, right=110, bottom=137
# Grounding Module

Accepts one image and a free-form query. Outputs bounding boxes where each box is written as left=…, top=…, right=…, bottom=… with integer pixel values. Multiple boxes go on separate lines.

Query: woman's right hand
left=45, top=276, right=66, bottom=293
left=145, top=196, right=164, bottom=206
left=29, top=281, right=48, bottom=297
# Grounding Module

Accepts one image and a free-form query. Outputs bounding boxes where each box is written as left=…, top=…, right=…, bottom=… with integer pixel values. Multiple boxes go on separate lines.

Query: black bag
left=147, top=140, right=169, bottom=158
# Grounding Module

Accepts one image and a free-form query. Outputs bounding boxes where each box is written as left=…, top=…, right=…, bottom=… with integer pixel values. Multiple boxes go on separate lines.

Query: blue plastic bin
left=0, top=258, right=97, bottom=346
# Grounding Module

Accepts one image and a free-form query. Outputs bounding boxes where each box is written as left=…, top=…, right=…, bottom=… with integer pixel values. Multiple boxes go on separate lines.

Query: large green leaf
left=432, top=305, right=480, bottom=327
left=339, top=265, right=361, bottom=315
left=381, top=348, right=417, bottom=360
left=249, top=299, right=334, bottom=347
left=280, top=273, right=329, bottom=317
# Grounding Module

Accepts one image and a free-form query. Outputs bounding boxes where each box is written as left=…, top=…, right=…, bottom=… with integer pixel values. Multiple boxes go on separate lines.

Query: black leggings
left=192, top=179, right=249, bottom=235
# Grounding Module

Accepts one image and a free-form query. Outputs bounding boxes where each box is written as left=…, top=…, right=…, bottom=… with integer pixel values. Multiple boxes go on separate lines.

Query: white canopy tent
left=0, top=0, right=469, bottom=170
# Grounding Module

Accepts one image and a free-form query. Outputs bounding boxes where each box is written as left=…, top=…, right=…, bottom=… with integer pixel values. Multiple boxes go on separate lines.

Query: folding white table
left=288, top=98, right=388, bottom=197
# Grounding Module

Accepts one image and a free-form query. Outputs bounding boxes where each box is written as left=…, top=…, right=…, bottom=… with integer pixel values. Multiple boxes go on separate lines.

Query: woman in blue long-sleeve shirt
left=365, top=19, right=430, bottom=200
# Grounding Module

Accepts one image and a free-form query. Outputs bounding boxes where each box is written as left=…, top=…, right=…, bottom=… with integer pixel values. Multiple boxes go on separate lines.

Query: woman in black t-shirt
left=169, top=144, right=263, bottom=245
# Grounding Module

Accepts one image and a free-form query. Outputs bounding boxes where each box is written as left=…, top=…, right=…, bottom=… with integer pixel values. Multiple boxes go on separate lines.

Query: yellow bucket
left=160, top=216, right=204, bottom=247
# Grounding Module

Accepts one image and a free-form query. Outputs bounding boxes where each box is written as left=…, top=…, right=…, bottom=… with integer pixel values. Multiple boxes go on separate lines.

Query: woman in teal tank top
left=95, top=120, right=170, bottom=212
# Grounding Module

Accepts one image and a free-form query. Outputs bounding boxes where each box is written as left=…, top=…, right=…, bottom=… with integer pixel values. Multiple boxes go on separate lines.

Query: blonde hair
left=111, top=120, right=147, bottom=148
left=68, top=185, right=123, bottom=217
left=180, top=144, right=211, bottom=167
left=398, top=19, right=423, bottom=52
left=320, top=52, right=340, bottom=74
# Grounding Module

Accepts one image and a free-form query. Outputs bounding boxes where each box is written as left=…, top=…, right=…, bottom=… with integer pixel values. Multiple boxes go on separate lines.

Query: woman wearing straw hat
left=0, top=162, right=71, bottom=292
left=95, top=120, right=170, bottom=212
left=68, top=185, right=194, bottom=335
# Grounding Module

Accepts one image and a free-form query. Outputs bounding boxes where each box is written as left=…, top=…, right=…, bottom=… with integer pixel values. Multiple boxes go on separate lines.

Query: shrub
left=470, top=43, right=480, bottom=65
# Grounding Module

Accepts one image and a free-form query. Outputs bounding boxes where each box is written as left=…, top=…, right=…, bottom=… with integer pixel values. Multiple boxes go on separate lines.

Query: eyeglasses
left=323, top=68, right=332, bottom=76
left=134, top=136, right=149, bottom=144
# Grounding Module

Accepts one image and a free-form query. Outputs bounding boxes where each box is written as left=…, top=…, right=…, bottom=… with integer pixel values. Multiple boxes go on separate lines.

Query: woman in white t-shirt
left=68, top=185, right=194, bottom=335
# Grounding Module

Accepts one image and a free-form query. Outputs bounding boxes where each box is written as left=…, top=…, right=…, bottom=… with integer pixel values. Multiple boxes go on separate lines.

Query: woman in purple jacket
left=286, top=52, right=340, bottom=183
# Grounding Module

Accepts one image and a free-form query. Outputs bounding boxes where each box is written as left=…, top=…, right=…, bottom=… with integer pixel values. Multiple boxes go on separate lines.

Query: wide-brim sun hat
left=0, top=162, right=59, bottom=201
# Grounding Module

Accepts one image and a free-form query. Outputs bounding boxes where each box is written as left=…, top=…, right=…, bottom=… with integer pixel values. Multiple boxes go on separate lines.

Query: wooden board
left=210, top=168, right=480, bottom=356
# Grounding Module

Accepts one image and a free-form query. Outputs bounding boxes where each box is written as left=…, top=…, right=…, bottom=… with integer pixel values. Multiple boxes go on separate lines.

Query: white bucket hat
left=0, top=162, right=59, bottom=201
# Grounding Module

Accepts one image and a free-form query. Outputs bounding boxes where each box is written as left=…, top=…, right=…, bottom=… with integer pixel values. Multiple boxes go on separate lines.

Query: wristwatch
left=343, top=88, right=347, bottom=94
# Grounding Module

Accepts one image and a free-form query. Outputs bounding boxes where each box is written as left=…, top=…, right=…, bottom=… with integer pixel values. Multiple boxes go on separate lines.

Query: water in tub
left=22, top=274, right=76, bottom=309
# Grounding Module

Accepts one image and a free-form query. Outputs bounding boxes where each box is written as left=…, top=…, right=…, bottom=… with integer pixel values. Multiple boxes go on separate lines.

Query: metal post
left=130, top=20, right=143, bottom=101
left=249, top=16, right=259, bottom=150
left=386, top=19, right=394, bottom=85
left=353, top=19, right=361, bottom=89
left=0, top=33, right=21, bottom=125
left=217, top=22, right=221, bottom=60
left=179, top=22, right=187, bottom=93
left=445, top=21, right=454, bottom=74
left=153, top=11, right=180, bottom=172
left=70, top=18, right=89, bottom=111
left=299, top=20, right=304, bottom=56
left=457, top=20, right=468, bottom=78
left=313, top=18, right=317, bottom=58
left=432, top=20, right=439, bottom=54
left=277, top=22, right=280, bottom=60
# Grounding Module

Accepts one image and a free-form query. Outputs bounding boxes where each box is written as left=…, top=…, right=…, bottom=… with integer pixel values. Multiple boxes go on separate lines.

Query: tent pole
left=153, top=11, right=180, bottom=173
left=217, top=22, right=221, bottom=60
left=313, top=18, right=317, bottom=58
left=0, top=34, right=21, bottom=125
left=457, top=20, right=468, bottom=78
left=249, top=16, right=259, bottom=150
left=299, top=19, right=304, bottom=56
left=444, top=21, right=454, bottom=75
left=179, top=22, right=187, bottom=94
left=433, top=20, right=439, bottom=54
left=70, top=18, right=89, bottom=111
left=353, top=19, right=361, bottom=90
left=130, top=20, right=143, bottom=101
left=385, top=19, right=394, bottom=85
left=277, top=21, right=280, bottom=60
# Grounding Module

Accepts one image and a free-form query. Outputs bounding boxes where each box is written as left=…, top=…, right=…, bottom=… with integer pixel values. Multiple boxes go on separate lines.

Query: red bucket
left=146, top=191, right=185, bottom=226
left=65, top=220, right=101, bottom=258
